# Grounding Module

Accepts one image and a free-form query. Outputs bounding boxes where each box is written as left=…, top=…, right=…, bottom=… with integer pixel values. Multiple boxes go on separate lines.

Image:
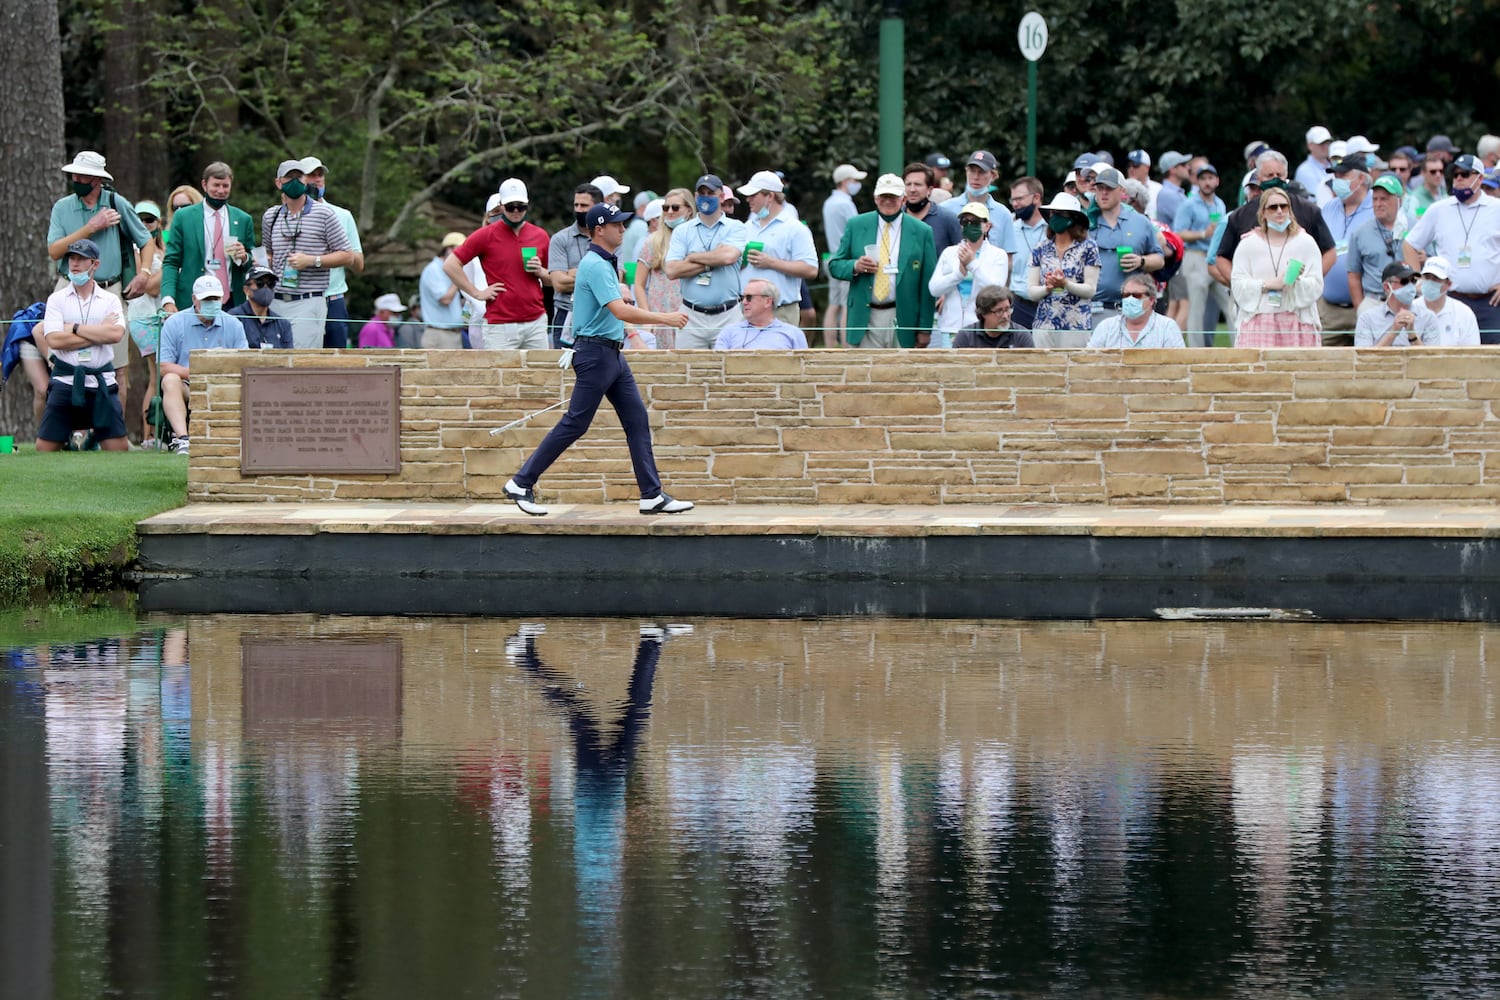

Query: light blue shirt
left=941, top=194, right=1020, bottom=255
left=158, top=307, right=248, bottom=368
left=1156, top=182, right=1186, bottom=228
left=1320, top=192, right=1374, bottom=306
left=666, top=213, right=749, bottom=308
left=1010, top=218, right=1047, bottom=298
left=571, top=247, right=625, bottom=343
left=715, top=318, right=808, bottom=350
left=1089, top=205, right=1164, bottom=303
left=419, top=255, right=464, bottom=328
left=1173, top=190, right=1227, bottom=253
left=822, top=189, right=858, bottom=263
left=1294, top=156, right=1330, bottom=197
left=321, top=200, right=362, bottom=297
left=1087, top=311, right=1186, bottom=348
left=620, top=218, right=650, bottom=268
left=740, top=212, right=818, bottom=305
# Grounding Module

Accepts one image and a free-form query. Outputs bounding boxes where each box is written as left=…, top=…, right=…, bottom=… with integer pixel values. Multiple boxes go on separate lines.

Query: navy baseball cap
left=66, top=238, right=100, bottom=260
left=694, top=174, right=724, bottom=192
left=925, top=152, right=952, bottom=169
left=1454, top=153, right=1484, bottom=173
left=584, top=202, right=634, bottom=230
left=1072, top=153, right=1099, bottom=171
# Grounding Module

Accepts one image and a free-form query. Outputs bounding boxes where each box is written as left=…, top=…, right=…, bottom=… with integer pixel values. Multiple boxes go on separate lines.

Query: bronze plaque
left=241, top=367, right=401, bottom=474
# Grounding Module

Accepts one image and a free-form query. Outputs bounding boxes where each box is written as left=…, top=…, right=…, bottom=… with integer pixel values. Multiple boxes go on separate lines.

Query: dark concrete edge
left=136, top=532, right=1499, bottom=621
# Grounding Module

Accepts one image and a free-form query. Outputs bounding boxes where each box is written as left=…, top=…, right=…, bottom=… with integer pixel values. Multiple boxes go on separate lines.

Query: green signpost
left=1018, top=12, right=1048, bottom=178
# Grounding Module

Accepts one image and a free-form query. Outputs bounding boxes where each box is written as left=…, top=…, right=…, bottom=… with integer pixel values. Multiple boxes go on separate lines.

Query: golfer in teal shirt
left=502, top=202, right=694, bottom=517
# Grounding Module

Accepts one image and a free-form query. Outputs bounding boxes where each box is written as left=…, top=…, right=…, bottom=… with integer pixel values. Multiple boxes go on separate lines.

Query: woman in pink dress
left=633, top=188, right=689, bottom=349
left=1230, top=187, right=1324, bottom=346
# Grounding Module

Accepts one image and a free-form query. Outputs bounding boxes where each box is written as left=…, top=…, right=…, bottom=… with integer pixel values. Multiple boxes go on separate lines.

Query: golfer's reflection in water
left=508, top=623, right=688, bottom=985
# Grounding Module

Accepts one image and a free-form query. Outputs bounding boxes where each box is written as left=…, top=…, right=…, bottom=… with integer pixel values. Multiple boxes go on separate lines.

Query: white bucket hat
left=61, top=151, right=112, bottom=181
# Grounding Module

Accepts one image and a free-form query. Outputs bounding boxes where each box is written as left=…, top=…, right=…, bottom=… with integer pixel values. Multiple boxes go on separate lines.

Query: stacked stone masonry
left=187, top=349, right=1500, bottom=505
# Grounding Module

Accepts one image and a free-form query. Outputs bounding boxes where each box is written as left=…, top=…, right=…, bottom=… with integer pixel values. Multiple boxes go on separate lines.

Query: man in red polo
left=444, top=177, right=551, bottom=349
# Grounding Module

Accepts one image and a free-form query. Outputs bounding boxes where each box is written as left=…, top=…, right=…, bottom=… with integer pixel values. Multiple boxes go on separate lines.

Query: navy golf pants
left=514, top=337, right=662, bottom=498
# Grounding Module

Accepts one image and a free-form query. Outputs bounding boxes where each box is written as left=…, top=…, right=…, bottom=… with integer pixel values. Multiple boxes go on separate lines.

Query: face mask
left=68, top=269, right=92, bottom=287
left=72, top=181, right=94, bottom=198
left=965, top=184, right=988, bottom=199
left=907, top=197, right=929, bottom=213
left=1016, top=203, right=1038, bottom=222
left=307, top=186, right=324, bottom=201
left=665, top=216, right=687, bottom=229
left=845, top=181, right=861, bottom=196
left=1268, top=218, right=1291, bottom=232
left=1047, top=215, right=1072, bottom=234
left=198, top=301, right=222, bottom=320
left=1331, top=179, right=1353, bottom=200
left=1456, top=185, right=1477, bottom=203
left=250, top=286, right=275, bottom=307
left=961, top=222, right=984, bottom=243
left=505, top=212, right=527, bottom=230
left=1422, top=279, right=1444, bottom=302
left=1121, top=296, right=1147, bottom=320
left=1258, top=178, right=1288, bottom=193
left=281, top=178, right=308, bottom=199
left=1392, top=283, right=1417, bottom=305
left=754, top=206, right=771, bottom=220
left=877, top=209, right=902, bottom=223
left=696, top=195, right=720, bottom=216
left=575, top=211, right=589, bottom=229
left=204, top=195, right=227, bottom=210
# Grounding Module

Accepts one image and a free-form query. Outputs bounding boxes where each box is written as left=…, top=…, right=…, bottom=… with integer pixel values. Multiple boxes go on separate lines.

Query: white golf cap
left=498, top=178, right=528, bottom=203
left=833, top=164, right=868, bottom=184
left=738, top=170, right=785, bottom=195
left=1329, top=139, right=1348, bottom=160
left=374, top=293, right=407, bottom=312
left=60, top=150, right=112, bottom=181
left=591, top=175, right=629, bottom=197
left=191, top=275, right=224, bottom=300
left=1306, top=125, right=1333, bottom=145
left=642, top=198, right=664, bottom=222
left=1344, top=135, right=1380, bottom=155
left=1421, top=256, right=1451, bottom=281
left=485, top=193, right=504, bottom=214
left=873, top=173, right=904, bottom=197
left=276, top=159, right=304, bottom=178
left=298, top=156, right=326, bottom=173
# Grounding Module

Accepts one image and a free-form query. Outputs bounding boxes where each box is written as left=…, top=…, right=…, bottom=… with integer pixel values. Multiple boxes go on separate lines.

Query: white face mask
left=845, top=181, right=862, bottom=196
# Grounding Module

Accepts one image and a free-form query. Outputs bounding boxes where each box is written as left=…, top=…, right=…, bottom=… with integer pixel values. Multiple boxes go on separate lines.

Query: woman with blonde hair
left=163, top=185, right=202, bottom=244
left=1229, top=184, right=1323, bottom=346
left=632, top=187, right=689, bottom=348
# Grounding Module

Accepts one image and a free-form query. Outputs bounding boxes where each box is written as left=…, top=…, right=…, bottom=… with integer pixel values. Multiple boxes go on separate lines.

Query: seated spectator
left=1411, top=256, right=1481, bottom=345
left=226, top=266, right=293, bottom=349
left=157, top=275, right=249, bottom=455
left=36, top=239, right=129, bottom=452
left=1087, top=274, right=1186, bottom=347
left=953, top=286, right=1034, bottom=348
left=1354, top=262, right=1426, bottom=347
left=715, top=279, right=808, bottom=349
left=358, top=294, right=406, bottom=348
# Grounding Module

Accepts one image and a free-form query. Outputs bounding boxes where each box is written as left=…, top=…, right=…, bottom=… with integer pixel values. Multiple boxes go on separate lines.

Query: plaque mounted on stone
left=241, top=367, right=401, bottom=474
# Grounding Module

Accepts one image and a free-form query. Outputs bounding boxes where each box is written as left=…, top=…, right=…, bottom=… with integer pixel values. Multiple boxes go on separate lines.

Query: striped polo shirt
left=260, top=199, right=352, bottom=297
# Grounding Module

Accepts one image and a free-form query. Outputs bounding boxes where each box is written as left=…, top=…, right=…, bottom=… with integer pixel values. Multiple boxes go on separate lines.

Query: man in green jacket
left=161, top=162, right=256, bottom=313
left=827, top=173, right=936, bottom=347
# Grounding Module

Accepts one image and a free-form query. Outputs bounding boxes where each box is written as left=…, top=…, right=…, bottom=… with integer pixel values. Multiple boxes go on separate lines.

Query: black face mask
left=204, top=195, right=227, bottom=210
left=575, top=211, right=589, bottom=230
left=906, top=197, right=930, bottom=213
left=1016, top=202, right=1038, bottom=222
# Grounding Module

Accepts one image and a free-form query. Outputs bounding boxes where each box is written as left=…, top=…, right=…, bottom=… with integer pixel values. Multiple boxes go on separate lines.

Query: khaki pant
left=277, top=295, right=329, bottom=349
left=1181, top=249, right=1232, bottom=347
left=679, top=304, right=741, bottom=349
left=775, top=303, right=801, bottom=328
left=1318, top=298, right=1357, bottom=345
left=480, top=316, right=548, bottom=350
left=859, top=307, right=898, bottom=348
left=421, top=326, right=465, bottom=349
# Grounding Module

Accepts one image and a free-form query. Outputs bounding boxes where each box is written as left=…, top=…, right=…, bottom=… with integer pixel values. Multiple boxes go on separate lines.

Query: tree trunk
left=0, top=0, right=66, bottom=442
left=101, top=0, right=168, bottom=201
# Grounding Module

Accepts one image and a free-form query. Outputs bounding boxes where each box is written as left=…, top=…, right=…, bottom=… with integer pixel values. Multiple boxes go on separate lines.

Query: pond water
left=4, top=614, right=1500, bottom=998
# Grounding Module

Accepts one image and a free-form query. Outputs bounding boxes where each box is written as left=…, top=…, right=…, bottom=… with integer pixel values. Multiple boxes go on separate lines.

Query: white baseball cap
left=485, top=193, right=504, bottom=214
left=374, top=293, right=407, bottom=312
left=276, top=159, right=304, bottom=178
left=833, top=164, right=868, bottom=184
left=191, top=275, right=224, bottom=300
left=591, top=175, right=630, bottom=197
left=1306, top=125, right=1333, bottom=145
left=498, top=178, right=528, bottom=204
left=298, top=156, right=326, bottom=174
left=60, top=151, right=112, bottom=181
left=1344, top=135, right=1380, bottom=155
left=1421, top=256, right=1451, bottom=281
left=642, top=198, right=664, bottom=222
left=873, top=173, right=905, bottom=197
left=738, top=170, right=785, bottom=195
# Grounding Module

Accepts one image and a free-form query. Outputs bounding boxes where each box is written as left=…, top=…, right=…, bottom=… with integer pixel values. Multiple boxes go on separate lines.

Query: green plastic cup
left=521, top=246, right=537, bottom=262
left=1209, top=212, right=1224, bottom=222
left=623, top=261, right=637, bottom=285
left=744, top=240, right=765, bottom=265
left=0, top=436, right=12, bottom=454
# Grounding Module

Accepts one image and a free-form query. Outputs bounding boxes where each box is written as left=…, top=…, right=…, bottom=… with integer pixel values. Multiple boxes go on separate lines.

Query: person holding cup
left=738, top=170, right=819, bottom=331
left=1087, top=166, right=1164, bottom=329
left=443, top=177, right=551, bottom=350
left=160, top=162, right=256, bottom=316
left=1173, top=162, right=1232, bottom=346
left=1229, top=187, right=1324, bottom=346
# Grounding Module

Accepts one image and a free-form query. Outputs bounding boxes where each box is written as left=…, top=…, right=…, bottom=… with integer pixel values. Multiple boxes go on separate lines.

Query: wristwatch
left=315, top=255, right=322, bottom=269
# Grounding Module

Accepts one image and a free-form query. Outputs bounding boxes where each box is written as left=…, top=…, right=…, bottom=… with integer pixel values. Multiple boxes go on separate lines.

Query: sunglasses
left=1426, top=168, right=1445, bottom=175
left=1264, top=202, right=1291, bottom=212
left=1122, top=291, right=1154, bottom=300
left=1456, top=170, right=1479, bottom=180
left=171, top=202, right=191, bottom=210
left=139, top=215, right=159, bottom=224
left=664, top=204, right=688, bottom=212
left=250, top=277, right=275, bottom=289
left=504, top=202, right=528, bottom=212
left=1391, top=276, right=1416, bottom=286
left=737, top=293, right=771, bottom=302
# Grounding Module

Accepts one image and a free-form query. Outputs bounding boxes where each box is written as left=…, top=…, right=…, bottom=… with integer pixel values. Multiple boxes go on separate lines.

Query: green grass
left=0, top=448, right=187, bottom=602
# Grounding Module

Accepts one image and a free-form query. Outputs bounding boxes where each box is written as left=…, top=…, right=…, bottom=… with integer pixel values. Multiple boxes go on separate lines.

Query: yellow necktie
left=874, top=221, right=892, bottom=301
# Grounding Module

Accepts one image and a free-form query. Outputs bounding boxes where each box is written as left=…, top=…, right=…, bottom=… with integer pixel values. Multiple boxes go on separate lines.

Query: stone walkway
left=139, top=502, right=1500, bottom=539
